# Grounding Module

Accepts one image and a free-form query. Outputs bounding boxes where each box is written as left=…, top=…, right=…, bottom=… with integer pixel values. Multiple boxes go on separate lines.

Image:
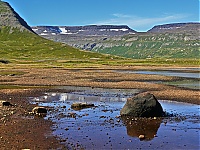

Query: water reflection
left=121, top=117, right=162, bottom=141
left=117, top=70, right=200, bottom=78
left=29, top=88, right=200, bottom=150
left=115, top=69, right=200, bottom=89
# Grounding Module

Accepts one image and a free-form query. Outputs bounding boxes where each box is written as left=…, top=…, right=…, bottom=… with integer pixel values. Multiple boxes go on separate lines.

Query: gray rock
left=120, top=93, right=164, bottom=117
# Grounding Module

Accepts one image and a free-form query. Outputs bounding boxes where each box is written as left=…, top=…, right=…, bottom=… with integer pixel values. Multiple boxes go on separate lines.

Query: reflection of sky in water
left=115, top=69, right=200, bottom=89
left=30, top=88, right=200, bottom=150
left=125, top=70, right=200, bottom=79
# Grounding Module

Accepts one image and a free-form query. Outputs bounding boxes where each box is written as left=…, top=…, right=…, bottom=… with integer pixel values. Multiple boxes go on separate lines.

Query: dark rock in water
left=32, top=106, right=47, bottom=114
left=120, top=93, right=164, bottom=117
left=71, top=102, right=95, bottom=110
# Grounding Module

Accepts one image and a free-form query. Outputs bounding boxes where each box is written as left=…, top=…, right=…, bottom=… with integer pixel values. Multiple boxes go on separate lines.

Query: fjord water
left=30, top=87, right=199, bottom=150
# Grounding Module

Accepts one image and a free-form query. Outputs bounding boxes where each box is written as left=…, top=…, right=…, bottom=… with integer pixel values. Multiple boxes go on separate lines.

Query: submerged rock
left=71, top=102, right=95, bottom=110
left=120, top=92, right=164, bottom=117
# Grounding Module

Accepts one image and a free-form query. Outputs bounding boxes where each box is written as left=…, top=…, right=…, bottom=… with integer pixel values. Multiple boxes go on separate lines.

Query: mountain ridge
left=0, top=2, right=34, bottom=33
left=32, top=25, right=137, bottom=36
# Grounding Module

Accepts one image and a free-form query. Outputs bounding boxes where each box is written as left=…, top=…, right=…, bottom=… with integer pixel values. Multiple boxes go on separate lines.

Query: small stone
left=61, top=106, right=66, bottom=108
left=139, top=135, right=145, bottom=140
left=65, top=128, right=69, bottom=131
left=0, top=101, right=13, bottom=106
left=32, top=107, right=47, bottom=114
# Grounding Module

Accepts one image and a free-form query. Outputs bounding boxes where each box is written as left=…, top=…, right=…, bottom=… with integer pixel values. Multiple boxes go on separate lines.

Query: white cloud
left=94, top=13, right=190, bottom=31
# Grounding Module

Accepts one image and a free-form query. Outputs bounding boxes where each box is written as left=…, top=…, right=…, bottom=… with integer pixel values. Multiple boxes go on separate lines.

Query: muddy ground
left=0, top=66, right=199, bottom=149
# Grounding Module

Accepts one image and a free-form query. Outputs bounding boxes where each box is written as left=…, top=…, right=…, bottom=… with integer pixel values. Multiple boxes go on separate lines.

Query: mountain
left=32, top=25, right=137, bottom=36
left=148, top=22, right=200, bottom=33
left=0, top=1, right=117, bottom=62
left=32, top=23, right=200, bottom=59
left=0, top=2, right=34, bottom=32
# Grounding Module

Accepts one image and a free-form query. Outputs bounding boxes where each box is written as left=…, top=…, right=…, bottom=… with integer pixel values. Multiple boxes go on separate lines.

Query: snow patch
left=40, top=33, right=48, bottom=35
left=59, top=27, right=68, bottom=34
left=110, top=28, right=129, bottom=31
left=32, top=29, right=38, bottom=32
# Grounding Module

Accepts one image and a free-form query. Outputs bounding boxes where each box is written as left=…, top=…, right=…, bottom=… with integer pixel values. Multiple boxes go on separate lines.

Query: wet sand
left=0, top=66, right=199, bottom=149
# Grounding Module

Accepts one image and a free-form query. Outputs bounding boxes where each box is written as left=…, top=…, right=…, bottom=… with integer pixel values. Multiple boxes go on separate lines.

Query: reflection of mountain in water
left=121, top=117, right=162, bottom=141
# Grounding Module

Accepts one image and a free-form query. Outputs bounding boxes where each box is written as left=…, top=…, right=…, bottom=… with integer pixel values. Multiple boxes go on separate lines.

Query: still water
left=117, top=68, right=200, bottom=79
left=115, top=68, right=200, bottom=90
left=30, top=87, right=200, bottom=150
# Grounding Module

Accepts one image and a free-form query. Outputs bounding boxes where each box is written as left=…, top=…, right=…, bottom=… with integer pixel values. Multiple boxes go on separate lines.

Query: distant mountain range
left=32, top=25, right=137, bottom=36
left=32, top=23, right=200, bottom=59
left=0, top=1, right=199, bottom=59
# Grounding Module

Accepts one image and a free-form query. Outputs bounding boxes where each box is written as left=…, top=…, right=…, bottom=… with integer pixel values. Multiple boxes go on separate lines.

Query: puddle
left=30, top=87, right=200, bottom=150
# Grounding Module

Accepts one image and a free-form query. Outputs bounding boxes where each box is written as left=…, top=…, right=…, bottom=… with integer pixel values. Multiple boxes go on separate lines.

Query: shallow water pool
left=30, top=87, right=200, bottom=150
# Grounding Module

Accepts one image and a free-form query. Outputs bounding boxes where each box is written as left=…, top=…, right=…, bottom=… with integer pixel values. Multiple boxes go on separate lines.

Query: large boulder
left=120, top=93, right=164, bottom=117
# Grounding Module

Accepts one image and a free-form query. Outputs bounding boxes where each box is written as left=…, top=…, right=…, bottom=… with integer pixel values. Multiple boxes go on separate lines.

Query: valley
left=0, top=1, right=199, bottom=149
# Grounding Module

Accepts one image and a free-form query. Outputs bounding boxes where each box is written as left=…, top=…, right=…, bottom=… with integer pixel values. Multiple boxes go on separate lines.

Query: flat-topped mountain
left=148, top=22, right=200, bottom=33
left=0, top=2, right=33, bottom=32
left=32, top=25, right=137, bottom=36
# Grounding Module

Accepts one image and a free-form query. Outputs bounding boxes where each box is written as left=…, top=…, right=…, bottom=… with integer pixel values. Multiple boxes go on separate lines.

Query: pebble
left=139, top=135, right=145, bottom=140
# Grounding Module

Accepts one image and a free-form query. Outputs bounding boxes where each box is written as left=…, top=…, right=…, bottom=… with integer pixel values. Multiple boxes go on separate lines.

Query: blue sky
left=3, top=0, right=199, bottom=31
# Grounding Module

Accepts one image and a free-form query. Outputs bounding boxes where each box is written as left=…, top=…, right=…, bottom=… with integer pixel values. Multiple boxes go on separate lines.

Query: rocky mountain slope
left=32, top=23, right=200, bottom=59
left=0, top=2, right=34, bottom=32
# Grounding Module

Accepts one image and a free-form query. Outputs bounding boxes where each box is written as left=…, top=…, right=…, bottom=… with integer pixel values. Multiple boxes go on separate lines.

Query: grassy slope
left=0, top=27, right=120, bottom=62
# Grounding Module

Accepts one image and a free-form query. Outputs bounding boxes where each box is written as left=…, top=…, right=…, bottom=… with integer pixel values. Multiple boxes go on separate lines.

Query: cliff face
left=0, top=1, right=33, bottom=32
left=32, top=25, right=137, bottom=36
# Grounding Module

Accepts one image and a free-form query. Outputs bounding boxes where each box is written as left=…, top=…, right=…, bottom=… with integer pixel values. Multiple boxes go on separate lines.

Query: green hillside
left=94, top=32, right=200, bottom=59
left=0, top=1, right=122, bottom=67
left=0, top=27, right=116, bottom=61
